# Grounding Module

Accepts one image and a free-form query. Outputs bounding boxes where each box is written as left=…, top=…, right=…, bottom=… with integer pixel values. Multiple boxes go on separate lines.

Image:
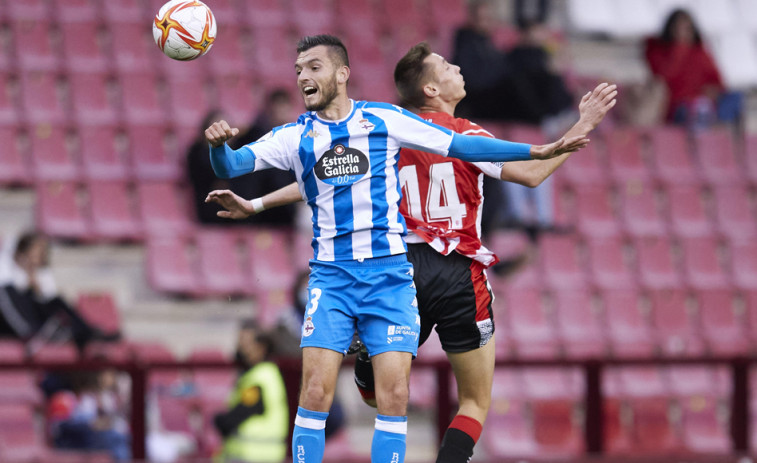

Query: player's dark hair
left=394, top=42, right=433, bottom=109
left=660, top=8, right=702, bottom=44
left=14, top=231, right=44, bottom=259
left=296, top=34, right=350, bottom=67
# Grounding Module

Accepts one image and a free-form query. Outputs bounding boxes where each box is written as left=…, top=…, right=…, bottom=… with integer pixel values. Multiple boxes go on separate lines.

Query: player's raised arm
left=205, top=183, right=303, bottom=220
left=206, top=120, right=254, bottom=179
left=447, top=132, right=589, bottom=162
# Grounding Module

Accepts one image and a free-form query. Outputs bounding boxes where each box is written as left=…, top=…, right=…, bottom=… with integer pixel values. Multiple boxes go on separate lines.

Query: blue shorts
left=299, top=254, right=420, bottom=357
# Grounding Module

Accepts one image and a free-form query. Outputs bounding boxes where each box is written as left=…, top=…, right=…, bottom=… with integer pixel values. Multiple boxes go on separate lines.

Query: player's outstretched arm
left=206, top=183, right=303, bottom=220
left=206, top=120, right=258, bottom=179
left=447, top=133, right=589, bottom=163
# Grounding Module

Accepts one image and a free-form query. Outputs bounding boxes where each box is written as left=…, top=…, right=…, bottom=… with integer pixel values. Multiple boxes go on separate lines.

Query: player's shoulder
left=358, top=100, right=414, bottom=117
left=458, top=118, right=495, bottom=138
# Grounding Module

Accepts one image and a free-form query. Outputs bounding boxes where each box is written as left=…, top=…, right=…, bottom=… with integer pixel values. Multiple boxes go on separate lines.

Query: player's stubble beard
left=304, top=73, right=339, bottom=112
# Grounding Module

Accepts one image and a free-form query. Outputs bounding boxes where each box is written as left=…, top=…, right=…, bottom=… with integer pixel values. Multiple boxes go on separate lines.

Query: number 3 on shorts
left=307, top=288, right=322, bottom=315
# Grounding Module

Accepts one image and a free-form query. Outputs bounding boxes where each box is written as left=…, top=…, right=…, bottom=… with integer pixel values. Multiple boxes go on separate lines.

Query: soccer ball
left=153, top=0, right=216, bottom=61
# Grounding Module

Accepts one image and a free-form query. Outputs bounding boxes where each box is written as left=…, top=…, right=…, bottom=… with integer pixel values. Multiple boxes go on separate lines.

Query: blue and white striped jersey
left=235, top=100, right=456, bottom=262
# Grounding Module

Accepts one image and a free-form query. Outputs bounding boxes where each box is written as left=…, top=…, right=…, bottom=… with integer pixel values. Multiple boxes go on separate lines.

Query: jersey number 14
left=399, top=162, right=467, bottom=230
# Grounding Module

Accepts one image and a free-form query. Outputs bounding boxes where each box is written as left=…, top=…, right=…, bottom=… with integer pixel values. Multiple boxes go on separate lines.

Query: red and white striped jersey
left=398, top=112, right=503, bottom=267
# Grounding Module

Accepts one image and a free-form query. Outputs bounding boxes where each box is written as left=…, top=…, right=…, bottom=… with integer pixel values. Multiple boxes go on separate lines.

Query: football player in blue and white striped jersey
left=205, top=34, right=588, bottom=463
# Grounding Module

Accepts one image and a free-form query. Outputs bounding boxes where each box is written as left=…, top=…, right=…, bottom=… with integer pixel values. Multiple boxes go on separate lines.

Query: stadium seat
left=35, top=181, right=92, bottom=240
left=0, top=126, right=32, bottom=186
left=503, top=287, right=560, bottom=359
left=146, top=236, right=201, bottom=296
left=0, top=72, right=19, bottom=126
left=102, top=0, right=146, bottom=23
left=679, top=236, right=730, bottom=289
left=553, top=289, right=608, bottom=358
left=30, top=343, right=79, bottom=363
left=0, top=340, right=26, bottom=362
left=241, top=0, right=288, bottom=28
left=554, top=142, right=609, bottom=186
left=538, top=234, right=588, bottom=290
left=187, top=348, right=228, bottom=364
left=711, top=185, right=757, bottom=240
left=51, top=0, right=101, bottom=23
left=68, top=72, right=118, bottom=126
left=77, top=292, right=122, bottom=336
left=572, top=184, right=619, bottom=238
left=693, top=126, right=745, bottom=185
left=87, top=180, right=143, bottom=241
left=744, top=134, right=757, bottom=186
left=617, top=180, right=666, bottom=237
left=601, top=289, right=655, bottom=358
left=627, top=397, right=682, bottom=453
left=648, top=288, right=705, bottom=357
left=19, top=71, right=67, bottom=124
left=167, top=78, right=213, bottom=129
left=83, top=341, right=132, bottom=363
left=664, top=184, right=713, bottom=237
left=7, top=0, right=50, bottom=20
left=696, top=288, right=751, bottom=356
left=290, top=0, right=335, bottom=36
left=0, top=372, right=42, bottom=405
left=253, top=288, right=291, bottom=328
left=213, top=74, right=259, bottom=128
left=12, top=20, right=59, bottom=71
left=585, top=236, right=636, bottom=290
left=250, top=27, right=296, bottom=89
left=206, top=24, right=248, bottom=77
left=136, top=181, right=192, bottom=236
left=427, top=0, right=467, bottom=56
left=632, top=236, right=683, bottom=289
left=647, top=126, right=701, bottom=185
left=29, top=123, right=80, bottom=181
left=491, top=294, right=514, bottom=358
left=746, top=290, right=757, bottom=342
left=729, top=238, right=757, bottom=290
left=195, top=228, right=248, bottom=296
left=605, top=127, right=650, bottom=183
left=244, top=228, right=295, bottom=296
left=60, top=22, right=110, bottom=74
left=78, top=125, right=129, bottom=181
left=483, top=370, right=538, bottom=457
left=118, top=73, right=166, bottom=125
left=109, top=22, right=156, bottom=73
left=131, top=341, right=178, bottom=364
left=128, top=126, right=183, bottom=181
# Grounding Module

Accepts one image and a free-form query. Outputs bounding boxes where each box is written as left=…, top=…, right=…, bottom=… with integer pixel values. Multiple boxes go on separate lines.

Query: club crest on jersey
left=314, top=144, right=369, bottom=186
left=303, top=316, right=315, bottom=337
left=358, top=119, right=375, bottom=131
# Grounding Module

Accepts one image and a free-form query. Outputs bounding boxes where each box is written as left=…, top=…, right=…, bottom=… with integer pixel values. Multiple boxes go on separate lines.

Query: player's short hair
left=296, top=34, right=350, bottom=68
left=394, top=42, right=433, bottom=109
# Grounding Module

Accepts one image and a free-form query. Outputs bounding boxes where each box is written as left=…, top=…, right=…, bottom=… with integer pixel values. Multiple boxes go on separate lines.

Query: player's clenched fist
left=205, top=120, right=240, bottom=148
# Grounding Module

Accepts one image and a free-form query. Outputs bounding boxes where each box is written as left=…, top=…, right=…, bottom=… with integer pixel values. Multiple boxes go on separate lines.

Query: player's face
left=425, top=53, right=466, bottom=101
left=295, top=45, right=340, bottom=112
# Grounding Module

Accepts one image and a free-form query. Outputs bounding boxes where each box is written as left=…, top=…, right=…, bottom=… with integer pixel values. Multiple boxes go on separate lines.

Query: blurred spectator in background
left=644, top=8, right=743, bottom=129
left=228, top=89, right=298, bottom=228
left=47, top=369, right=131, bottom=461
left=0, top=232, right=120, bottom=351
left=213, top=319, right=289, bottom=463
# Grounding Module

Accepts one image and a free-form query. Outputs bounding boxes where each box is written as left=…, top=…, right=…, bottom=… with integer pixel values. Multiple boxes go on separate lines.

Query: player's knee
left=375, top=379, right=409, bottom=415
left=299, top=377, right=333, bottom=410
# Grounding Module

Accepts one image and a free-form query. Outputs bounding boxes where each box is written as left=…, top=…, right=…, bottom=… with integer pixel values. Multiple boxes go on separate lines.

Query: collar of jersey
left=309, top=99, right=356, bottom=126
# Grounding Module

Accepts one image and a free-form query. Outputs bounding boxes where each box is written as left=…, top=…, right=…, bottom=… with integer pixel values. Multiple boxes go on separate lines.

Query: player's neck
left=316, top=95, right=352, bottom=122
left=419, top=99, right=457, bottom=117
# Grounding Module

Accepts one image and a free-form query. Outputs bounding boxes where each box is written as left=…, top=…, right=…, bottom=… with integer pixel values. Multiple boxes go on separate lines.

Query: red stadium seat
left=572, top=184, right=619, bottom=238
left=601, top=289, right=655, bottom=358
left=131, top=341, right=178, bottom=364
left=78, top=125, right=129, bottom=181
left=68, top=72, right=118, bottom=126
left=7, top=0, right=49, bottom=20
left=538, top=234, right=588, bottom=290
left=19, top=71, right=67, bottom=124
left=193, top=368, right=235, bottom=404
left=693, top=126, right=745, bottom=185
left=532, top=399, right=584, bottom=455
left=664, top=184, right=713, bottom=237
left=195, top=228, right=248, bottom=296
left=30, top=343, right=79, bottom=363
left=712, top=185, right=757, bottom=240
left=0, top=372, right=42, bottom=405
left=136, top=181, right=192, bottom=235
left=87, top=180, right=143, bottom=241
left=628, top=397, right=682, bottom=453
left=605, top=127, right=650, bottom=182
left=206, top=24, right=248, bottom=78
left=241, top=0, right=288, bottom=28
left=102, top=0, right=147, bottom=23
left=0, top=340, right=26, bottom=362
left=553, top=289, right=608, bottom=358
left=110, top=23, right=156, bottom=73
left=146, top=236, right=201, bottom=296
left=747, top=291, right=757, bottom=343
left=632, top=236, right=682, bottom=289
left=647, top=126, right=701, bottom=185
left=29, top=123, right=79, bottom=181
left=483, top=370, right=538, bottom=457
left=554, top=142, right=609, bottom=186
left=118, top=73, right=166, bottom=125
left=244, top=228, right=295, bottom=295
left=213, top=74, right=259, bottom=128
left=187, top=347, right=228, bottom=364
left=60, top=22, right=110, bottom=73
left=696, top=288, right=750, bottom=356
left=167, top=78, right=212, bottom=129
left=35, top=181, right=92, bottom=240
left=730, top=238, right=757, bottom=290
left=253, top=288, right=291, bottom=328
left=744, top=134, right=757, bottom=186
left=128, top=125, right=183, bottom=181
left=617, top=181, right=666, bottom=237
left=51, top=0, right=100, bottom=23
left=12, top=20, right=59, bottom=71
left=77, top=292, right=122, bottom=338
left=250, top=27, right=295, bottom=89
left=0, top=72, right=19, bottom=125
left=290, top=0, right=335, bottom=36
left=616, top=366, right=668, bottom=397
left=648, top=288, right=705, bottom=357
left=679, top=236, right=730, bottom=289
left=503, top=287, right=560, bottom=359
left=0, top=126, right=32, bottom=186
left=585, top=236, right=636, bottom=290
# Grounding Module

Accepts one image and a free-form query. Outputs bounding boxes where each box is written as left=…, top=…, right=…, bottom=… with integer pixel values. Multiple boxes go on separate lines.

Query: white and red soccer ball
left=153, top=0, right=216, bottom=61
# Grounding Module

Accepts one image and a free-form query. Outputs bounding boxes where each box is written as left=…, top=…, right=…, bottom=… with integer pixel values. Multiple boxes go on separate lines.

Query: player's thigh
left=300, top=346, right=344, bottom=411
left=370, top=350, right=413, bottom=414
left=447, top=339, right=496, bottom=411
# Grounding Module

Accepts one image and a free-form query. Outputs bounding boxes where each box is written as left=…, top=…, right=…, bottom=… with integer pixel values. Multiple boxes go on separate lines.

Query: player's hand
left=577, top=82, right=618, bottom=130
left=530, top=135, right=589, bottom=160
left=205, top=190, right=255, bottom=219
left=205, top=120, right=240, bottom=148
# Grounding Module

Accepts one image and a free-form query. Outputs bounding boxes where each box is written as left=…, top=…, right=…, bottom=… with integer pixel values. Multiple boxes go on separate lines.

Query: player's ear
left=337, top=65, right=350, bottom=85
left=423, top=82, right=438, bottom=98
